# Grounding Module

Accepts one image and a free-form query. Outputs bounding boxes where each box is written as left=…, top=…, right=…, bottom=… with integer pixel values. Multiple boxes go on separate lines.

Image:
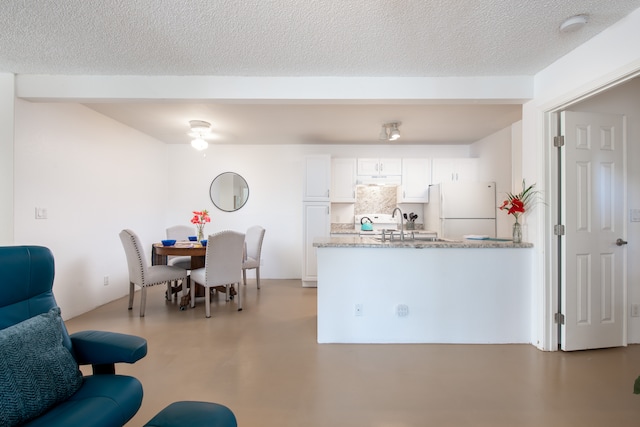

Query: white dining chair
left=190, top=230, right=245, bottom=318
left=119, top=229, right=188, bottom=317
left=165, top=225, right=195, bottom=270
left=242, top=225, right=265, bottom=289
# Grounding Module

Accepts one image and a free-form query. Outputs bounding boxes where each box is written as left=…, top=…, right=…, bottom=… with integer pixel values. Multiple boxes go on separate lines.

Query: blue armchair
left=0, top=246, right=147, bottom=427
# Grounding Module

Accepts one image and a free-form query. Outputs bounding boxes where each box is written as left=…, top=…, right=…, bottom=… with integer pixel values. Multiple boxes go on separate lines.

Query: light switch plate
left=35, top=207, right=48, bottom=219
left=631, top=209, right=640, bottom=222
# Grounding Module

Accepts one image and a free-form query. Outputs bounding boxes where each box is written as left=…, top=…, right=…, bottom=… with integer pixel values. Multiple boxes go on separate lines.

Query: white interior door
left=561, top=111, right=627, bottom=351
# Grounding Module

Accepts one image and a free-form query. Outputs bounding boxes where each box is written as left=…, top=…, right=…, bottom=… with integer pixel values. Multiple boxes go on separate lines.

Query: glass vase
left=197, top=227, right=205, bottom=242
left=512, top=220, right=522, bottom=244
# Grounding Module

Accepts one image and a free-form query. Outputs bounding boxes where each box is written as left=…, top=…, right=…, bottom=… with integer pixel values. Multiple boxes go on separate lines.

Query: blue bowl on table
left=161, top=239, right=176, bottom=247
left=200, top=240, right=207, bottom=247
left=188, top=236, right=198, bottom=241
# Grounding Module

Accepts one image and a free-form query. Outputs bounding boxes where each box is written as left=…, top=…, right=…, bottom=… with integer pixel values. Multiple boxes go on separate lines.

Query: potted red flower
left=190, top=210, right=211, bottom=242
left=499, top=181, right=539, bottom=243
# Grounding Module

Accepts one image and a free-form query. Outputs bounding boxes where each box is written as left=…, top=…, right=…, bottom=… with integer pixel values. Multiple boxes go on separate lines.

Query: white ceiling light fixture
left=188, top=119, right=211, bottom=150
left=379, top=122, right=401, bottom=141
left=191, top=138, right=208, bottom=150
left=559, top=14, right=589, bottom=33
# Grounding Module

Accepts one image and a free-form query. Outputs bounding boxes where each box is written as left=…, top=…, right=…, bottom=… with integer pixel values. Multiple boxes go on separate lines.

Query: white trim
left=14, top=75, right=533, bottom=103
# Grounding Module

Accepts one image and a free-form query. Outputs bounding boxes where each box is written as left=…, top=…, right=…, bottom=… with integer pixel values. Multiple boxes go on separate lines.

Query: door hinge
left=554, top=224, right=565, bottom=236
left=553, top=135, right=565, bottom=147
left=554, top=312, right=565, bottom=325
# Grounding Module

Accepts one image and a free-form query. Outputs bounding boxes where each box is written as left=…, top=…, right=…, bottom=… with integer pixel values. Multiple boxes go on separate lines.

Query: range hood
left=356, top=175, right=401, bottom=186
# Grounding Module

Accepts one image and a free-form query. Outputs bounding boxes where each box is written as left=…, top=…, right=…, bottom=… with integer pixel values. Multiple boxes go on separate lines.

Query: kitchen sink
left=369, top=231, right=457, bottom=242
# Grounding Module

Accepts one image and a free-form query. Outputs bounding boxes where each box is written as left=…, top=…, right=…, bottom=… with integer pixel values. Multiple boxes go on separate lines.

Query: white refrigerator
left=425, top=182, right=497, bottom=239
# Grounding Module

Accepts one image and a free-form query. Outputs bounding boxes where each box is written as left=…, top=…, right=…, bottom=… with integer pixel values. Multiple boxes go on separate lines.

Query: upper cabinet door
left=378, top=158, right=402, bottom=176
left=398, top=158, right=431, bottom=203
left=304, top=155, right=331, bottom=201
left=431, top=158, right=478, bottom=183
left=331, top=158, right=357, bottom=202
left=357, top=158, right=380, bottom=176
left=357, top=158, right=402, bottom=176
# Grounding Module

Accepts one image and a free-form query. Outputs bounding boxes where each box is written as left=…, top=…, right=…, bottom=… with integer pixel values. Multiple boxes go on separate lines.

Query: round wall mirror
left=209, top=172, right=250, bottom=212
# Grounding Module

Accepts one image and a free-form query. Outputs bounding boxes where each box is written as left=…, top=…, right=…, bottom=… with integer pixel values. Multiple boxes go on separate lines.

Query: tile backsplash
left=355, top=185, right=398, bottom=215
left=331, top=184, right=425, bottom=230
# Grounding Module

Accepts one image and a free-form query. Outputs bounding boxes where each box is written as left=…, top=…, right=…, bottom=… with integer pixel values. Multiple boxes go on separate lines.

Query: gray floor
left=64, top=279, right=640, bottom=427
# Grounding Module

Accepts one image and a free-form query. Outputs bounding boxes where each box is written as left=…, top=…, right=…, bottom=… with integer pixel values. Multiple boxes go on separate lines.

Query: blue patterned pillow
left=0, top=307, right=83, bottom=426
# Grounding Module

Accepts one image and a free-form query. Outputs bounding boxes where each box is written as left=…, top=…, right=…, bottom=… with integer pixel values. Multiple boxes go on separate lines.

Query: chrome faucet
left=391, top=207, right=405, bottom=240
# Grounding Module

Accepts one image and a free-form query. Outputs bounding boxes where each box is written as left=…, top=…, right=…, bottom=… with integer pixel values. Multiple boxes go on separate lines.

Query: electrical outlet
left=354, top=304, right=363, bottom=316
left=396, top=304, right=409, bottom=317
left=631, top=304, right=640, bottom=317
left=103, top=276, right=109, bottom=286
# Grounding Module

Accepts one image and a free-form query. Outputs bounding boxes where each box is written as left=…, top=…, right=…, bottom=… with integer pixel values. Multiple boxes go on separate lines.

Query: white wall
left=13, top=100, right=169, bottom=319
left=0, top=74, right=14, bottom=245
left=12, top=97, right=504, bottom=319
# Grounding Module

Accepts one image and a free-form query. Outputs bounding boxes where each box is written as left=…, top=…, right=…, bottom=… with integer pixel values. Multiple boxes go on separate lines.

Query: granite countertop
left=314, top=235, right=533, bottom=249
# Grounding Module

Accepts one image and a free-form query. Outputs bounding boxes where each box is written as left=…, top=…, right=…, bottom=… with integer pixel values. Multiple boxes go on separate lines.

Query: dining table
left=151, top=241, right=207, bottom=302
left=151, top=241, right=206, bottom=269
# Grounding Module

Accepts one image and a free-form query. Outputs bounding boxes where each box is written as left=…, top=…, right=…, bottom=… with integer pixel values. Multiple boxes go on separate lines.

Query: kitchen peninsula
left=314, top=236, right=534, bottom=344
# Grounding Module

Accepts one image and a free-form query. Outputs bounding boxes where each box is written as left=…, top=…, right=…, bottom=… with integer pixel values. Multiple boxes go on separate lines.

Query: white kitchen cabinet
left=357, top=158, right=402, bottom=176
left=304, top=155, right=331, bottom=201
left=331, top=158, right=357, bottom=202
left=302, top=202, right=331, bottom=287
left=431, top=158, right=478, bottom=183
left=398, top=158, right=431, bottom=203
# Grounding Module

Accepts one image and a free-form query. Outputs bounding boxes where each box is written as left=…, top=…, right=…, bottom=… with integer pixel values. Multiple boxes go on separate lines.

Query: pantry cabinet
left=303, top=155, right=331, bottom=201
left=302, top=202, right=330, bottom=287
left=331, top=158, right=357, bottom=202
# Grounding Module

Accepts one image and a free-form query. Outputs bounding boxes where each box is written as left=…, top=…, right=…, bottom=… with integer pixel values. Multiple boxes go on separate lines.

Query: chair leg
left=237, top=282, right=243, bottom=311
left=166, top=282, right=172, bottom=301
left=184, top=276, right=190, bottom=296
left=225, top=285, right=230, bottom=302
left=242, top=268, right=247, bottom=286
left=128, top=282, right=135, bottom=309
left=256, top=267, right=261, bottom=289
left=205, top=285, right=211, bottom=318
left=190, top=279, right=196, bottom=308
left=140, top=287, right=147, bottom=317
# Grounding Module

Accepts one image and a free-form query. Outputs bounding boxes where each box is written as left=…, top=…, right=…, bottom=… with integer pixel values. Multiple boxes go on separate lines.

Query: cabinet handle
left=376, top=164, right=379, bottom=172
left=380, top=163, right=383, bottom=171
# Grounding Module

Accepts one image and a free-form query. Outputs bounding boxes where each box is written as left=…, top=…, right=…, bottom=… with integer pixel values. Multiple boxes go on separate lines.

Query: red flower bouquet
left=500, top=181, right=540, bottom=243
left=190, top=210, right=211, bottom=241
left=499, top=181, right=539, bottom=221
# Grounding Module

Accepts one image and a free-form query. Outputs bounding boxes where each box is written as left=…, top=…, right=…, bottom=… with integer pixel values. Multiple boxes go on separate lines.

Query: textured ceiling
left=2, top=0, right=639, bottom=76
left=2, top=1, right=639, bottom=144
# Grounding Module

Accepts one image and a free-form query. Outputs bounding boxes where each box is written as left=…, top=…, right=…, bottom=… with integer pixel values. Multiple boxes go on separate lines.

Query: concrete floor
left=64, top=279, right=640, bottom=427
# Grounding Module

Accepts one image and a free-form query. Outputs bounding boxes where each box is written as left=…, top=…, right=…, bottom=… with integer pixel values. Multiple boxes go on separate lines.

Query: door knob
left=616, top=238, right=628, bottom=246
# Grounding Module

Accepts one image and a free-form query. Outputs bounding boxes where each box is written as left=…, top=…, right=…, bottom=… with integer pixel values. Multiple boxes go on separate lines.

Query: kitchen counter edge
left=314, top=236, right=533, bottom=249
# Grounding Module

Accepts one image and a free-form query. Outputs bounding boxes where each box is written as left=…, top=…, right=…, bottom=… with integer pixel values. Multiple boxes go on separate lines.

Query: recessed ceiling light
left=560, top=14, right=589, bottom=33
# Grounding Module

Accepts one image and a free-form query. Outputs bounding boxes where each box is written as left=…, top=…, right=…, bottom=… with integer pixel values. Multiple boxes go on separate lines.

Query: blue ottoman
left=144, top=401, right=237, bottom=427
